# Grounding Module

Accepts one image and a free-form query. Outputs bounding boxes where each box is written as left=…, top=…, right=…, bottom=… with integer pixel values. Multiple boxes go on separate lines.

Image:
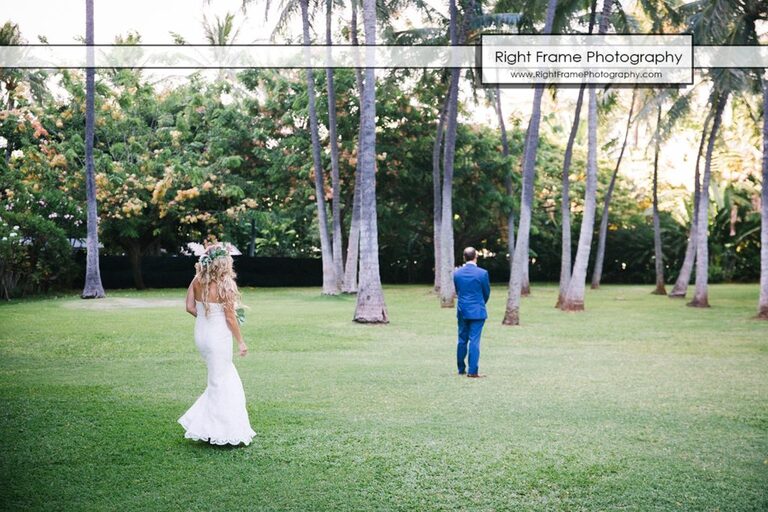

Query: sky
left=7, top=0, right=272, bottom=44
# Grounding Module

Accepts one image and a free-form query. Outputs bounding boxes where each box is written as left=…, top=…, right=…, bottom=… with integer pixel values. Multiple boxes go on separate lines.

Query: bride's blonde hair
left=194, top=244, right=241, bottom=316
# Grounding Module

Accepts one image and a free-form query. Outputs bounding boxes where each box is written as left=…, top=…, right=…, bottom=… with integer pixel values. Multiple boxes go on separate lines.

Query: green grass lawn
left=1, top=283, right=766, bottom=511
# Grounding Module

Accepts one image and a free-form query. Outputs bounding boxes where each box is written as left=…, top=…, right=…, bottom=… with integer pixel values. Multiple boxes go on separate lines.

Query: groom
left=453, top=247, right=491, bottom=378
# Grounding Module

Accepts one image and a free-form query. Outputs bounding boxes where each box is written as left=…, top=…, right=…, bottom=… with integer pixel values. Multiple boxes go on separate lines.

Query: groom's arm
left=482, top=271, right=491, bottom=304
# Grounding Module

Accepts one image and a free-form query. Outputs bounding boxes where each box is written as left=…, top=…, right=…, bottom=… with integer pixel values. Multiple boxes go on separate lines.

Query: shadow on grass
left=180, top=439, right=251, bottom=451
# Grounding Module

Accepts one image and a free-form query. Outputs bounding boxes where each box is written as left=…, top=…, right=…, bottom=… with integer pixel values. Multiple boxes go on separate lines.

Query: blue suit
left=453, top=263, right=490, bottom=375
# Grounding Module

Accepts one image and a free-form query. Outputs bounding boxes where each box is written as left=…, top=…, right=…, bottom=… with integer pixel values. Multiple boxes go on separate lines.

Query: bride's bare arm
left=185, top=279, right=197, bottom=317
left=224, top=303, right=248, bottom=356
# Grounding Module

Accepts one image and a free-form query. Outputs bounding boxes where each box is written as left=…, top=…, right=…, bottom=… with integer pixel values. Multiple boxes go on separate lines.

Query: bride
left=178, top=242, right=256, bottom=446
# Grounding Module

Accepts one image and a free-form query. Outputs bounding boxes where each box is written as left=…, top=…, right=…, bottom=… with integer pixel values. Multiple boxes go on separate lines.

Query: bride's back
left=191, top=244, right=242, bottom=317
left=193, top=279, right=223, bottom=304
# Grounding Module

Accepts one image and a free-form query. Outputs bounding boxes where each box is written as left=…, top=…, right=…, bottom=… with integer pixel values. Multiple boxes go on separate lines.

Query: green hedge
left=0, top=212, right=75, bottom=299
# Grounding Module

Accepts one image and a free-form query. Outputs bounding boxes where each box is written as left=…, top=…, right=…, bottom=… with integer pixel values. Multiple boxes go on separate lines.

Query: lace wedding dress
left=178, top=300, right=256, bottom=446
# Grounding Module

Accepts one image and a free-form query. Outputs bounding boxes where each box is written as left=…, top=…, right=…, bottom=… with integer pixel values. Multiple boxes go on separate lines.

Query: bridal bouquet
left=235, top=306, right=246, bottom=325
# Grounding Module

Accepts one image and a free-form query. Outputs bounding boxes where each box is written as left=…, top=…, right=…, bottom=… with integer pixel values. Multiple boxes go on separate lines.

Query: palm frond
left=551, top=0, right=591, bottom=33
left=202, top=12, right=241, bottom=45
left=636, top=0, right=683, bottom=32
left=388, top=27, right=447, bottom=45
left=609, top=7, right=641, bottom=34
left=656, top=91, right=692, bottom=142
left=0, top=21, right=22, bottom=45
left=270, top=0, right=302, bottom=40
left=470, top=13, right=523, bottom=31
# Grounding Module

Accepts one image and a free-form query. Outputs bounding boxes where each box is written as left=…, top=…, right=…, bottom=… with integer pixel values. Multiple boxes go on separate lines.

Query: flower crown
left=198, top=246, right=229, bottom=268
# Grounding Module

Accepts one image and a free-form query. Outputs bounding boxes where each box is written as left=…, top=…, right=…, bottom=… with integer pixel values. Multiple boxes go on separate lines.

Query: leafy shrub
left=707, top=263, right=726, bottom=284
left=0, top=212, right=75, bottom=299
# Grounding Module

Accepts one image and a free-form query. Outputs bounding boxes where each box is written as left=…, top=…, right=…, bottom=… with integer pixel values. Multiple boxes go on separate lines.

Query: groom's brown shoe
left=467, top=373, right=486, bottom=378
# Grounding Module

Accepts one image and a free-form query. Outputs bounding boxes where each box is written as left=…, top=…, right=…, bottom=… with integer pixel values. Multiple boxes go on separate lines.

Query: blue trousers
left=457, top=317, right=485, bottom=375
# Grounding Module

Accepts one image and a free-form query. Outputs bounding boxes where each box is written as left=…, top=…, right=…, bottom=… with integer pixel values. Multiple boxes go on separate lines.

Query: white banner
left=0, top=45, right=474, bottom=69
left=481, top=35, right=694, bottom=85
left=0, top=43, right=765, bottom=72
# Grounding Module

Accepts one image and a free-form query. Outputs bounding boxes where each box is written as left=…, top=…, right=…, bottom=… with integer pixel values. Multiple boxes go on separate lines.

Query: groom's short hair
left=463, top=247, right=477, bottom=262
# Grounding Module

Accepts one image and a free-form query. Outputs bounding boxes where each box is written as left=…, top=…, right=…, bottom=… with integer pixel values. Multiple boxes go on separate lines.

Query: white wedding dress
left=178, top=300, right=256, bottom=446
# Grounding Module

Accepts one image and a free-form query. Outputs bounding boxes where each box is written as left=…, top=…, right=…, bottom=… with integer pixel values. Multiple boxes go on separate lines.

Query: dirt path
left=63, top=298, right=182, bottom=310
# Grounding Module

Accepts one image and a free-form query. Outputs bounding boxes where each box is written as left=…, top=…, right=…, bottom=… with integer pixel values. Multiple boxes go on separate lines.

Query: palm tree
left=201, top=12, right=242, bottom=83
left=438, top=0, right=462, bottom=308
left=414, top=1, right=510, bottom=299
left=521, top=226, right=530, bottom=295
left=433, top=96, right=448, bottom=292
left=680, top=0, right=766, bottom=307
left=392, top=4, right=533, bottom=301
left=758, top=76, right=767, bottom=319
left=651, top=103, right=667, bottom=295
left=341, top=0, right=365, bottom=294
left=0, top=23, right=50, bottom=164
left=588, top=0, right=676, bottom=294
left=493, top=85, right=515, bottom=288
left=81, top=0, right=106, bottom=299
left=554, top=0, right=597, bottom=308
left=251, top=0, right=339, bottom=294
left=502, top=0, right=558, bottom=325
left=561, top=86, right=598, bottom=311
left=559, top=0, right=611, bottom=312
left=299, top=0, right=339, bottom=295
left=669, top=110, right=712, bottom=298
left=554, top=85, right=584, bottom=307
left=0, top=22, right=22, bottom=166
left=353, top=0, right=388, bottom=323
left=590, top=87, right=637, bottom=290
left=341, top=173, right=361, bottom=293
left=689, top=92, right=728, bottom=308
left=517, top=118, right=534, bottom=298
left=497, top=1, right=610, bottom=308
left=325, top=0, right=344, bottom=291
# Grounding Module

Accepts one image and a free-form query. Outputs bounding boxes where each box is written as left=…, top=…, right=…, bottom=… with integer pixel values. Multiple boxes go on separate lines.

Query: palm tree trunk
left=522, top=259, right=530, bottom=296
left=556, top=0, right=596, bottom=307
left=81, top=0, right=105, bottom=299
left=559, top=0, right=611, bottom=311
left=555, top=86, right=584, bottom=306
left=300, top=0, right=338, bottom=295
left=651, top=104, right=667, bottom=295
left=516, top=117, right=534, bottom=298
left=438, top=0, right=461, bottom=308
left=502, top=0, right=558, bottom=325
left=758, top=78, right=768, bottom=319
left=561, top=86, right=599, bottom=311
left=689, top=93, right=728, bottom=308
left=341, top=0, right=364, bottom=294
left=342, top=169, right=361, bottom=293
left=353, top=0, right=388, bottom=323
left=326, top=0, right=344, bottom=291
left=669, top=110, right=712, bottom=298
left=494, top=86, right=515, bottom=282
left=591, top=87, right=636, bottom=290
left=4, top=95, right=14, bottom=165
left=438, top=73, right=459, bottom=307
left=433, top=96, right=448, bottom=292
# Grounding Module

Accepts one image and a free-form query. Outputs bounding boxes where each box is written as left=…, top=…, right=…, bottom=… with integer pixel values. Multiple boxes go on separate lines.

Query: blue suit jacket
left=453, top=263, right=491, bottom=320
